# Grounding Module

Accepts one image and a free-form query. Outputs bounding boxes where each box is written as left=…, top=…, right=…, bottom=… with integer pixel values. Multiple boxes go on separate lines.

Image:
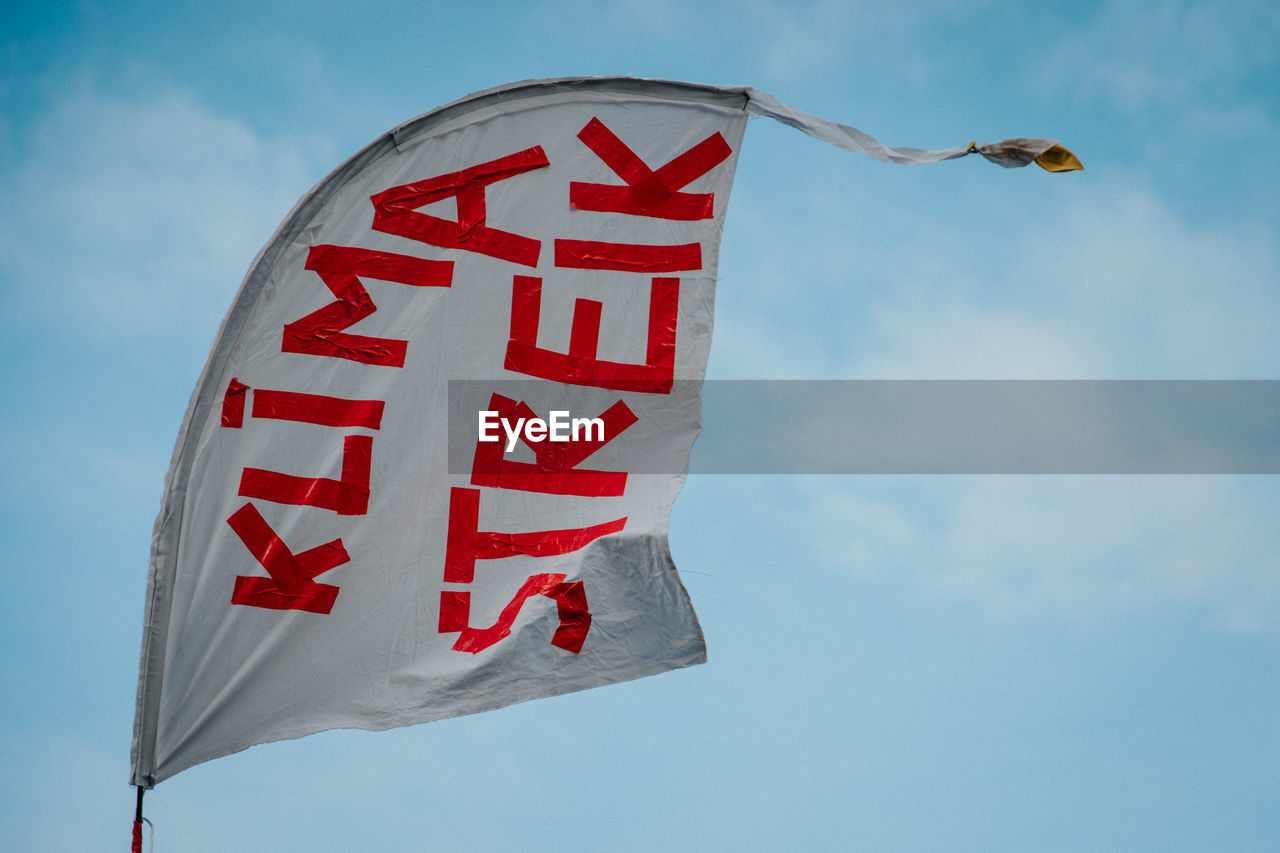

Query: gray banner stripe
left=449, top=381, right=1280, bottom=474
left=694, top=381, right=1280, bottom=474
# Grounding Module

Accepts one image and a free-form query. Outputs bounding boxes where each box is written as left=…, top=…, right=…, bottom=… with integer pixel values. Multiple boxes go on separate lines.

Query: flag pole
left=131, top=786, right=144, bottom=853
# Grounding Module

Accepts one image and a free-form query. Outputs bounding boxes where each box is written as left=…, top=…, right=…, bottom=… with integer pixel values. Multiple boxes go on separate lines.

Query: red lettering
left=282, top=244, right=452, bottom=367
left=505, top=275, right=679, bottom=393
left=554, top=239, right=701, bottom=272
left=439, top=574, right=591, bottom=654
left=548, top=580, right=591, bottom=653
left=226, top=502, right=350, bottom=614
left=221, top=378, right=249, bottom=428
left=239, top=435, right=372, bottom=515
left=221, top=380, right=386, bottom=430
left=471, top=393, right=636, bottom=496
left=252, top=388, right=384, bottom=429
left=443, top=486, right=625, bottom=584
left=371, top=147, right=550, bottom=267
left=571, top=117, right=732, bottom=220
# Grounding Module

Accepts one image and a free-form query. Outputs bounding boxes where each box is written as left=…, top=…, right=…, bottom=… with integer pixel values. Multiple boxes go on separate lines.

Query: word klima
left=478, top=410, right=606, bottom=453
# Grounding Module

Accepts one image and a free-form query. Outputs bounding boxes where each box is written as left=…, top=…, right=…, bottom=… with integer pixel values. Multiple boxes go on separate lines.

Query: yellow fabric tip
left=1035, top=144, right=1084, bottom=172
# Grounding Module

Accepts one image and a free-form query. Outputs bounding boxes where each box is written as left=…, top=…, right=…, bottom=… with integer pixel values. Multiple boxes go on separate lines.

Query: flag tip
left=1035, top=144, right=1084, bottom=172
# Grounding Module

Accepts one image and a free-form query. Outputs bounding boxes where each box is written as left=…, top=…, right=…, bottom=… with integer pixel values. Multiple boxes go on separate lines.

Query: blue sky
left=3, top=1, right=1279, bottom=850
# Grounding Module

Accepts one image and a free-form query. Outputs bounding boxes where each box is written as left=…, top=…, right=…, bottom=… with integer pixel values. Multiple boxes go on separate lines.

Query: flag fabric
left=132, top=77, right=1073, bottom=787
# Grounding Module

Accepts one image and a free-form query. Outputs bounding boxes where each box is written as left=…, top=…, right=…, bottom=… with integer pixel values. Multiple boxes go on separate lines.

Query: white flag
left=132, top=77, right=1074, bottom=787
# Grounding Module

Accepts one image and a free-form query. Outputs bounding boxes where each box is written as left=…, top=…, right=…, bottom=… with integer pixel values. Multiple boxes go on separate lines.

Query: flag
left=132, top=77, right=1075, bottom=787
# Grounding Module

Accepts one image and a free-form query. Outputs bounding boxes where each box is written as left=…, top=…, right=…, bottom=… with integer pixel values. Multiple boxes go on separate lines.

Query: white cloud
left=850, top=290, right=1092, bottom=378
left=765, top=172, right=1280, bottom=629
left=736, top=178, right=1280, bottom=379
left=607, top=0, right=700, bottom=42
left=735, top=0, right=1001, bottom=83
left=742, top=0, right=863, bottom=81
left=931, top=476, right=1280, bottom=631
left=805, top=482, right=924, bottom=580
left=799, top=475, right=1280, bottom=633
left=1046, top=1, right=1280, bottom=121
left=0, top=74, right=333, bottom=349
left=1008, top=182, right=1280, bottom=378
left=720, top=158, right=1280, bottom=634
